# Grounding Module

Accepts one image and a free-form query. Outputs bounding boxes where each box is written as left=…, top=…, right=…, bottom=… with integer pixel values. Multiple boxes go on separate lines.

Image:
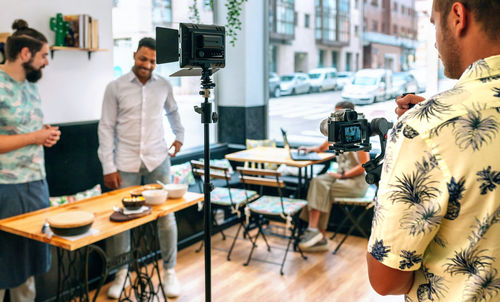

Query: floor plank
left=94, top=223, right=397, bottom=302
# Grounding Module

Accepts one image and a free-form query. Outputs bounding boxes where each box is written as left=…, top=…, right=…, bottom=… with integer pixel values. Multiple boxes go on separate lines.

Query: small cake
left=122, top=196, right=145, bottom=210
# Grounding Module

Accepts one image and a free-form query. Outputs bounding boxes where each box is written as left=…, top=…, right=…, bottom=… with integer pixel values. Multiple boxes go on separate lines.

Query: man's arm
left=0, top=125, right=60, bottom=154
left=366, top=252, right=414, bottom=295
left=164, top=80, right=185, bottom=153
left=97, top=82, right=121, bottom=189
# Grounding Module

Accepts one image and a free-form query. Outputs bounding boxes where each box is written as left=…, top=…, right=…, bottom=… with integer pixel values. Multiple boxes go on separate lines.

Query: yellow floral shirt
left=368, top=55, right=500, bottom=302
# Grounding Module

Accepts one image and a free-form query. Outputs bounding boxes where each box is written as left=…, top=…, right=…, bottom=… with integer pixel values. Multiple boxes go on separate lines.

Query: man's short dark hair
left=6, top=19, right=47, bottom=61
left=335, top=101, right=355, bottom=110
left=137, top=37, right=156, bottom=51
left=433, top=0, right=500, bottom=41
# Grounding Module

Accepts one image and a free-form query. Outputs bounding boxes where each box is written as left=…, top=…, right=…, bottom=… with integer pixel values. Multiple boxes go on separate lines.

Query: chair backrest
left=237, top=167, right=287, bottom=213
left=191, top=160, right=236, bottom=204
left=191, top=160, right=231, bottom=185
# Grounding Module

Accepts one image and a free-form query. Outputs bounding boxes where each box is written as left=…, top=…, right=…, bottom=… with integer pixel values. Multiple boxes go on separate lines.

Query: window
left=305, top=13, right=310, bottom=28
left=393, top=24, right=398, bottom=35
left=355, top=53, right=359, bottom=71
left=363, top=18, right=367, bottom=32
left=355, top=0, right=359, bottom=9
left=393, top=2, right=398, bottom=11
left=332, top=51, right=338, bottom=68
left=382, top=22, right=386, bottom=33
left=372, top=20, right=378, bottom=32
left=354, top=25, right=359, bottom=37
left=315, top=0, right=337, bottom=41
left=276, top=0, right=295, bottom=35
left=346, top=52, right=352, bottom=71
left=152, top=0, right=172, bottom=26
left=371, top=0, right=378, bottom=7
left=269, top=45, right=277, bottom=73
left=337, top=0, right=350, bottom=43
left=294, top=12, right=298, bottom=26
left=318, top=50, right=324, bottom=68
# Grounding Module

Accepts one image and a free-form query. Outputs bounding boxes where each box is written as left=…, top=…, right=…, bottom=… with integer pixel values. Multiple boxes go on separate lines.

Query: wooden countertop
left=0, top=186, right=203, bottom=251
left=225, top=146, right=334, bottom=168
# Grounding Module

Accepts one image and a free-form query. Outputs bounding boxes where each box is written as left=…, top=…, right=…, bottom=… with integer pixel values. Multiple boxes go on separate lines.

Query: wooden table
left=0, top=187, right=203, bottom=301
left=225, top=147, right=335, bottom=197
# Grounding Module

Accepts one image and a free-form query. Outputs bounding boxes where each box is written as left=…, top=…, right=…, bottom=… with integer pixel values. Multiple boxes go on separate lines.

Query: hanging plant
left=189, top=0, right=247, bottom=47
left=188, top=0, right=201, bottom=24
left=225, top=0, right=247, bottom=47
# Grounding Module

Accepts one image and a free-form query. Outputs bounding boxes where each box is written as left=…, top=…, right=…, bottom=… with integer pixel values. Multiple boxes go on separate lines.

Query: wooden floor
left=94, top=223, right=396, bottom=302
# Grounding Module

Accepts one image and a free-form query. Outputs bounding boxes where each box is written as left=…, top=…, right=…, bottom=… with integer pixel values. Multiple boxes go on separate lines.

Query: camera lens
left=345, top=110, right=357, bottom=121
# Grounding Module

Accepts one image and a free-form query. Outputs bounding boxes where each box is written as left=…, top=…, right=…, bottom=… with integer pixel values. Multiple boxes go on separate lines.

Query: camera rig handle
left=362, top=118, right=392, bottom=185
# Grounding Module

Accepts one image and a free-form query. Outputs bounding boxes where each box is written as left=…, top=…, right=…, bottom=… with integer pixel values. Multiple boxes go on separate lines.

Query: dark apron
left=0, top=179, right=51, bottom=289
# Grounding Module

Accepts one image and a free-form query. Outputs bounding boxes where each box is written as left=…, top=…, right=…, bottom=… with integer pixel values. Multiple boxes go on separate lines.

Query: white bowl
left=164, top=184, right=188, bottom=199
left=142, top=189, right=168, bottom=205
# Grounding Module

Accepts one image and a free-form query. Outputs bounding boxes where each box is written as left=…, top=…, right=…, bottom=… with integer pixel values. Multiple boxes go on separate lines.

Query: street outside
left=171, top=78, right=455, bottom=152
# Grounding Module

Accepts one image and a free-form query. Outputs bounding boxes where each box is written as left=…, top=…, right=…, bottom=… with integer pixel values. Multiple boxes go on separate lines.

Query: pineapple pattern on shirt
left=368, top=55, right=500, bottom=302
left=0, top=70, right=45, bottom=184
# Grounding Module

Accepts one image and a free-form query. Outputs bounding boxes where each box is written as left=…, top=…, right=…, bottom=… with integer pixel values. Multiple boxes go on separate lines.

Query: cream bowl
left=142, top=189, right=168, bottom=205
left=164, top=184, right=188, bottom=199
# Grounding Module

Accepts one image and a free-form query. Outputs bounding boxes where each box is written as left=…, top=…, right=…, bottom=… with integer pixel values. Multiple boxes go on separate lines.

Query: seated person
left=298, top=101, right=369, bottom=252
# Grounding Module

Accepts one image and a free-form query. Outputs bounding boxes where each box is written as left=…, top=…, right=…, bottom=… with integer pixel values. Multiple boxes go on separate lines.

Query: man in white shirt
left=98, top=37, right=184, bottom=299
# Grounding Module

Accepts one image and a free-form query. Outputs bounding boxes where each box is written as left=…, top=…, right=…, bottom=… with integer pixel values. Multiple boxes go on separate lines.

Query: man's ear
left=450, top=2, right=468, bottom=37
left=19, top=46, right=32, bottom=63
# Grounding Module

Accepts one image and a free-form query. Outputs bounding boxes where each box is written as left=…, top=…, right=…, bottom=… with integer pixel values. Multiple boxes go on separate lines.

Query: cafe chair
left=237, top=167, right=308, bottom=275
left=329, top=184, right=378, bottom=254
left=191, top=160, right=259, bottom=260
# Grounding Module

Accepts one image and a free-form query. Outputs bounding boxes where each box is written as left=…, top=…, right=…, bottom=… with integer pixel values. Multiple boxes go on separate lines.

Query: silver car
left=280, top=73, right=312, bottom=96
left=336, top=71, right=354, bottom=91
left=269, top=72, right=281, bottom=98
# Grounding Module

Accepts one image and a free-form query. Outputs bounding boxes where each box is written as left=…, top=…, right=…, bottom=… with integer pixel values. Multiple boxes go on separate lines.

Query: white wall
left=0, top=0, right=113, bottom=124
left=215, top=0, right=266, bottom=107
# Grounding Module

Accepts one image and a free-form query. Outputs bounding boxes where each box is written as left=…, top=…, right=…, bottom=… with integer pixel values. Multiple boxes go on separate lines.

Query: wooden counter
left=0, top=186, right=203, bottom=251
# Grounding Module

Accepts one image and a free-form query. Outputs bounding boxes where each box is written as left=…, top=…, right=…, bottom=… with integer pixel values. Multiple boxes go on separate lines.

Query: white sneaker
left=107, top=268, right=130, bottom=299
left=163, top=268, right=181, bottom=298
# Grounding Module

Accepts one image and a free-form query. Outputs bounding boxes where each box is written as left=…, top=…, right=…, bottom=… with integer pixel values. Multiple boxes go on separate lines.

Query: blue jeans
left=106, top=158, right=177, bottom=270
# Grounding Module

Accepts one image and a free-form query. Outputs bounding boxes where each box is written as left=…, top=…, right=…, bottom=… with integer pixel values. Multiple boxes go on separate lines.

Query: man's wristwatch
left=340, top=171, right=345, bottom=179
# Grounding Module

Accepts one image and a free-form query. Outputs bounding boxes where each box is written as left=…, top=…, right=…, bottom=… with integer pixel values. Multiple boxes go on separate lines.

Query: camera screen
left=343, top=125, right=361, bottom=144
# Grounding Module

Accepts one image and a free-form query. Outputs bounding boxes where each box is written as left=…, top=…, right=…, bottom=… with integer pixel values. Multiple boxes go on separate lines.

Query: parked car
left=391, top=71, right=419, bottom=97
left=269, top=72, right=281, bottom=98
left=280, top=73, right=312, bottom=96
left=336, top=71, right=354, bottom=91
left=408, top=68, right=427, bottom=93
left=341, top=69, right=392, bottom=104
left=308, top=67, right=337, bottom=92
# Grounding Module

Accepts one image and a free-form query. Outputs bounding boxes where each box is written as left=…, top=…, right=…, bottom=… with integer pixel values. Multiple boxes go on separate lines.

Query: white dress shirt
left=98, top=71, right=184, bottom=175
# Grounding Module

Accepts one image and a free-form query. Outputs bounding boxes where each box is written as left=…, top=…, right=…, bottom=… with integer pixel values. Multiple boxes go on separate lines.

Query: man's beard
left=440, top=25, right=462, bottom=79
left=23, top=60, right=43, bottom=83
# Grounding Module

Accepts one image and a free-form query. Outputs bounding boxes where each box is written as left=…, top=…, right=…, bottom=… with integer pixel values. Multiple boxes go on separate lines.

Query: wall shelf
left=49, top=46, right=107, bottom=60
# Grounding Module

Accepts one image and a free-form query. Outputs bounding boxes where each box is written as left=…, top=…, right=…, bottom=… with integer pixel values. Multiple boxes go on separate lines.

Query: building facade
left=270, top=0, right=364, bottom=75
left=362, top=0, right=418, bottom=71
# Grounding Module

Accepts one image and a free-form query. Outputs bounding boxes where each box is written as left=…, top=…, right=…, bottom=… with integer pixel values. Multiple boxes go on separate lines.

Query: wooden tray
left=110, top=206, right=152, bottom=222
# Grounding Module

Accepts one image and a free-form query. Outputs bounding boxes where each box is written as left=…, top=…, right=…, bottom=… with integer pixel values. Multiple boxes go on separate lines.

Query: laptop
left=281, top=128, right=322, bottom=161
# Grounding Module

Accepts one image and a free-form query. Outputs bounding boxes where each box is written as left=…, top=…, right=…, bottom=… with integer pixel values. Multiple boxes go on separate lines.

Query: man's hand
left=103, top=172, right=122, bottom=189
left=327, top=171, right=342, bottom=179
left=33, top=125, right=61, bottom=147
left=168, top=140, right=183, bottom=157
left=297, top=146, right=316, bottom=153
left=395, top=94, right=425, bottom=118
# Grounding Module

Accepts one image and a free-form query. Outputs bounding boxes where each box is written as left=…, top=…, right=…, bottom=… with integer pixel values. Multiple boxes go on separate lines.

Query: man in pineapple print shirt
left=366, top=1, right=500, bottom=301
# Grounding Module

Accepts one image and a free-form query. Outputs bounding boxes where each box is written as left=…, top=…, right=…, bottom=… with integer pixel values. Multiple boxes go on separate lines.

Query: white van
left=341, top=69, right=392, bottom=104
left=308, top=67, right=337, bottom=92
